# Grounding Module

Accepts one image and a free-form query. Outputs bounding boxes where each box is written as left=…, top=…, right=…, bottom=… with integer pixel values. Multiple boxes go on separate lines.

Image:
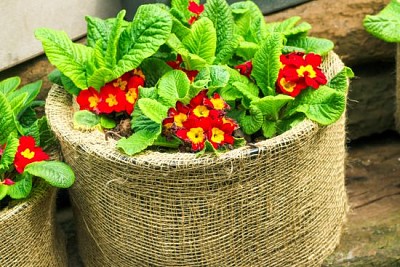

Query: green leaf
left=20, top=120, right=40, bottom=144
left=117, top=126, right=161, bottom=156
left=35, top=28, right=93, bottom=89
left=86, top=15, right=110, bottom=49
left=262, top=120, right=277, bottom=138
left=139, top=86, right=158, bottom=99
left=232, top=82, right=259, bottom=102
left=195, top=65, right=230, bottom=93
left=286, top=36, right=334, bottom=55
left=60, top=72, right=81, bottom=95
left=0, top=185, right=8, bottom=200
left=171, top=0, right=196, bottom=23
left=277, top=113, right=306, bottom=134
left=203, top=0, right=238, bottom=64
left=18, top=107, right=37, bottom=127
left=251, top=94, right=294, bottom=120
left=265, top=16, right=310, bottom=37
left=24, top=161, right=75, bottom=188
left=153, top=135, right=182, bottom=148
left=0, top=134, right=19, bottom=173
left=252, top=33, right=284, bottom=96
left=0, top=76, right=21, bottom=96
left=131, top=106, right=162, bottom=132
left=87, top=68, right=114, bottom=90
left=116, top=5, right=172, bottom=78
left=182, top=17, right=217, bottom=64
left=231, top=1, right=268, bottom=44
left=8, top=92, right=28, bottom=117
left=7, top=80, right=42, bottom=115
left=219, top=66, right=258, bottom=101
left=327, top=67, right=351, bottom=94
left=285, top=86, right=346, bottom=125
left=0, top=92, right=17, bottom=144
left=73, top=110, right=100, bottom=130
left=236, top=41, right=260, bottom=60
left=7, top=173, right=32, bottom=199
left=363, top=0, right=400, bottom=42
left=48, top=69, right=63, bottom=86
left=158, top=70, right=190, bottom=106
left=100, top=115, right=117, bottom=129
left=138, top=98, right=169, bottom=124
left=171, top=13, right=192, bottom=40
left=140, top=58, right=173, bottom=87
left=104, top=10, right=126, bottom=69
left=239, top=105, right=263, bottom=135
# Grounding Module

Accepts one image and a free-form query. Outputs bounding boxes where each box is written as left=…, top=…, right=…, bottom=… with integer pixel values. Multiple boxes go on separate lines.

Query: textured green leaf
left=24, top=161, right=75, bottom=188
left=87, top=68, right=115, bottom=90
left=37, top=117, right=57, bottom=149
left=239, top=105, right=263, bottom=135
left=100, top=115, right=117, bottom=129
left=0, top=185, right=8, bottom=200
left=251, top=95, right=294, bottom=120
left=60, top=72, right=81, bottom=96
left=158, top=70, right=190, bottom=106
left=86, top=15, right=111, bottom=49
left=117, top=126, right=161, bottom=156
left=116, top=5, right=172, bottom=77
left=73, top=110, right=100, bottom=130
left=182, top=17, right=217, bottom=64
left=252, top=33, right=284, bottom=96
left=35, top=28, right=93, bottom=89
left=171, top=13, right=192, bottom=40
left=8, top=92, right=28, bottom=117
left=265, top=16, right=307, bottom=36
left=18, top=107, right=37, bottom=128
left=236, top=41, right=260, bottom=60
left=0, top=93, right=17, bottom=144
left=139, top=87, right=158, bottom=100
left=203, top=0, right=238, bottom=64
left=195, top=65, right=230, bottom=93
left=220, top=66, right=258, bottom=101
left=363, top=0, right=400, bottom=42
left=138, top=98, right=169, bottom=124
left=0, top=134, right=19, bottom=173
left=285, top=21, right=312, bottom=37
left=104, top=10, right=126, bottom=68
left=286, top=86, right=346, bottom=125
left=327, top=67, right=351, bottom=94
left=153, top=135, right=182, bottom=148
left=141, top=58, right=173, bottom=87
left=286, top=36, right=334, bottom=55
left=231, top=1, right=267, bottom=44
left=171, top=0, right=197, bottom=23
left=20, top=120, right=40, bottom=145
left=277, top=113, right=306, bottom=134
left=131, top=106, right=162, bottom=132
left=7, top=173, right=32, bottom=199
left=48, top=69, right=63, bottom=85
left=0, top=76, right=21, bottom=96
left=262, top=120, right=277, bottom=138
left=232, top=82, right=259, bottom=102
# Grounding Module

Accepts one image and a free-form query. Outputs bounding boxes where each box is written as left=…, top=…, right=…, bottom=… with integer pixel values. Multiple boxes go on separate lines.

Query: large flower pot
left=46, top=52, right=348, bottom=266
left=0, top=181, right=68, bottom=266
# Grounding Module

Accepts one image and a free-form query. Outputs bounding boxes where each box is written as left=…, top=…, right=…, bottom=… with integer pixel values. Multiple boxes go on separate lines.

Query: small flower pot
left=46, top=52, right=348, bottom=266
left=0, top=181, right=68, bottom=267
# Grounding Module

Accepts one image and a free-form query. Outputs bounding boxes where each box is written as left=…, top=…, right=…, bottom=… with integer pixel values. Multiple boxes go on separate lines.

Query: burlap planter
left=46, top=52, right=348, bottom=266
left=0, top=181, right=68, bottom=266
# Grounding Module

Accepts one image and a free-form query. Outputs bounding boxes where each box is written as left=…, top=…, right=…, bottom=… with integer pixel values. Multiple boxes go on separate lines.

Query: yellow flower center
left=297, top=65, right=316, bottom=78
left=21, top=148, right=35, bottom=159
left=133, top=69, right=146, bottom=80
left=222, top=117, right=234, bottom=126
left=113, top=78, right=128, bottom=90
left=174, top=113, right=188, bottom=128
left=88, top=95, right=99, bottom=108
left=210, top=127, right=225, bottom=144
left=210, top=98, right=225, bottom=110
left=280, top=77, right=296, bottom=93
left=193, top=105, right=209, bottom=117
left=279, top=61, right=285, bottom=70
left=126, top=88, right=137, bottom=104
left=106, top=94, right=118, bottom=107
left=187, top=127, right=204, bottom=144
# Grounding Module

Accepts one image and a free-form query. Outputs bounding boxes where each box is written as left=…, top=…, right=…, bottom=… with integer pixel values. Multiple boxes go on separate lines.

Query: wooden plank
left=323, top=133, right=400, bottom=266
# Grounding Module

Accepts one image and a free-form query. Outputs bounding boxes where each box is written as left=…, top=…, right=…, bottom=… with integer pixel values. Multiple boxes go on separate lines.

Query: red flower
left=207, top=118, right=236, bottom=149
left=210, top=93, right=229, bottom=111
left=188, top=1, right=204, bottom=25
left=108, top=72, right=131, bottom=91
left=124, top=76, right=144, bottom=115
left=176, top=117, right=210, bottom=151
left=162, top=101, right=191, bottom=130
left=14, top=136, right=49, bottom=173
left=276, top=52, right=327, bottom=97
left=235, top=61, right=253, bottom=78
left=76, top=87, right=101, bottom=113
left=97, top=85, right=127, bottom=114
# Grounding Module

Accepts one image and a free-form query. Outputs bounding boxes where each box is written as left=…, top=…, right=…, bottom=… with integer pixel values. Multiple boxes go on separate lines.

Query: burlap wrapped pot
left=0, top=180, right=68, bottom=266
left=46, top=51, right=348, bottom=267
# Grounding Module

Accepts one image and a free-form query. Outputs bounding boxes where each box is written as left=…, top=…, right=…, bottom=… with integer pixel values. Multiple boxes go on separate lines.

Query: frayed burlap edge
left=46, top=51, right=348, bottom=267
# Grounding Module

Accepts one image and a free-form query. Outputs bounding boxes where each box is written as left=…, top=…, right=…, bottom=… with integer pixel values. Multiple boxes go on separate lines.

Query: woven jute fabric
left=0, top=180, right=68, bottom=266
left=46, top=51, right=348, bottom=267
